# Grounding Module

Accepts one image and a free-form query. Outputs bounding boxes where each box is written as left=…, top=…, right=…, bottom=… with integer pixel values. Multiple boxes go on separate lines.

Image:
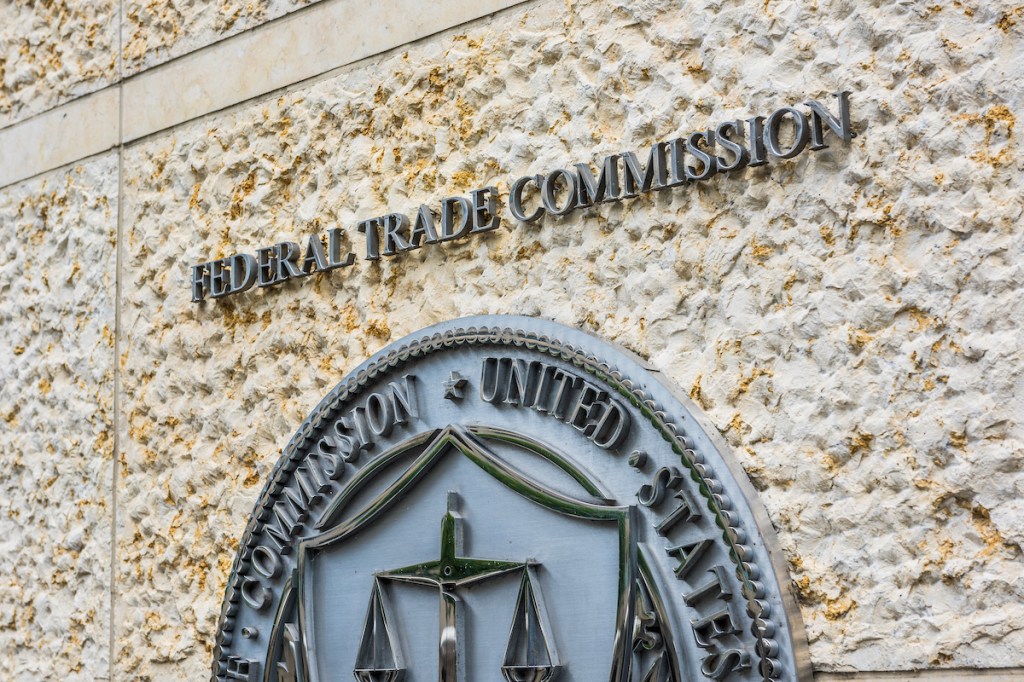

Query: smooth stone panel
left=121, top=0, right=530, bottom=143
left=123, top=0, right=320, bottom=76
left=0, top=153, right=118, bottom=680
left=0, top=87, right=120, bottom=190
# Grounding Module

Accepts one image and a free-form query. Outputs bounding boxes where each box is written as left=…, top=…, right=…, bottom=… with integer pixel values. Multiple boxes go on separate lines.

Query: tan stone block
left=0, top=0, right=118, bottom=127
left=0, top=153, right=117, bottom=680
left=120, top=0, right=531, bottom=142
left=123, top=0, right=317, bottom=76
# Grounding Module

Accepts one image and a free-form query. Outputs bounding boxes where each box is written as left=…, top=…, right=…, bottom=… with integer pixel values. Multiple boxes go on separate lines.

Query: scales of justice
left=353, top=493, right=560, bottom=682
left=283, top=425, right=662, bottom=682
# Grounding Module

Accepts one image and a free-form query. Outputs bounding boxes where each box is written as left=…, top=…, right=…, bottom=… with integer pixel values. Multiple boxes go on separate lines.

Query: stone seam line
left=0, top=0, right=531, bottom=189
left=108, top=0, right=125, bottom=672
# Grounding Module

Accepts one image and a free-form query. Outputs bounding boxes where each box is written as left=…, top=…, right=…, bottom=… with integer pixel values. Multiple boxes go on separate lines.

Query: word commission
left=191, top=92, right=853, bottom=302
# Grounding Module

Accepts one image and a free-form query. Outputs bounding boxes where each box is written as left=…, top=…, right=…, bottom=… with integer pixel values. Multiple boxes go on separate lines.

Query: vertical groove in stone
left=108, top=0, right=125, bottom=674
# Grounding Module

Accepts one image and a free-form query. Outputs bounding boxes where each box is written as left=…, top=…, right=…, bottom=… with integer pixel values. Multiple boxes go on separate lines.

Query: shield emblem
left=272, top=425, right=660, bottom=682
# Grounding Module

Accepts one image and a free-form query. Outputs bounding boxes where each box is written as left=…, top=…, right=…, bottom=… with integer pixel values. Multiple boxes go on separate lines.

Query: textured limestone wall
left=2, top=0, right=1021, bottom=679
left=0, top=0, right=118, bottom=127
left=115, top=0, right=1024, bottom=678
left=0, top=0, right=326, bottom=126
left=123, top=0, right=318, bottom=75
left=0, top=153, right=118, bottom=680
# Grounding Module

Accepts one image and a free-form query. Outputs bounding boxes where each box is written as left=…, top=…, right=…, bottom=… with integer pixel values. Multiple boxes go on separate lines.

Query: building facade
left=0, top=0, right=1022, bottom=679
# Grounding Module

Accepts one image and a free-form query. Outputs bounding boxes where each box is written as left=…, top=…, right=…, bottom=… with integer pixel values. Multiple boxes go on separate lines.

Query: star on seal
left=442, top=371, right=468, bottom=400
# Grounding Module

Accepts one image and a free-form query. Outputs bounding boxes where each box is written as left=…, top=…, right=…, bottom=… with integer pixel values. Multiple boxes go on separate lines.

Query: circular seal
left=212, top=316, right=810, bottom=682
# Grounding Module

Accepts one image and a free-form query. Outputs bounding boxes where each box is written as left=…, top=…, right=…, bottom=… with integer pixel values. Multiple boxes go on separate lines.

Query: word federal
left=191, top=91, right=854, bottom=302
left=191, top=229, right=354, bottom=302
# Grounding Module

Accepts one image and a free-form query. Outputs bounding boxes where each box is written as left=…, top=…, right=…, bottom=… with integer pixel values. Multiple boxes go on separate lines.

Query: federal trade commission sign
left=212, top=317, right=811, bottom=682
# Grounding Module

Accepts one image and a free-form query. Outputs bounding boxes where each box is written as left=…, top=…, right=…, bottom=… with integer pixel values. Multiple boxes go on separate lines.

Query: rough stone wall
left=115, top=0, right=1024, bottom=678
left=0, top=153, right=118, bottom=680
left=122, top=0, right=317, bottom=75
left=1, top=0, right=1022, bottom=680
left=0, top=0, right=118, bottom=127
left=0, top=0, right=322, bottom=125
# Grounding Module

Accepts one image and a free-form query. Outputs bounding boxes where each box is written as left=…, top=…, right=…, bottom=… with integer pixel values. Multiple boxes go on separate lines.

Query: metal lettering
left=574, top=154, right=622, bottom=207
left=666, top=137, right=689, bottom=187
left=666, top=538, right=712, bottom=579
left=190, top=262, right=209, bottom=302
left=656, top=488, right=702, bottom=535
left=279, top=483, right=312, bottom=527
left=684, top=130, right=717, bottom=181
left=227, top=254, right=258, bottom=295
left=263, top=498, right=302, bottom=554
left=566, top=384, right=607, bottom=437
left=637, top=466, right=683, bottom=507
left=541, top=168, right=578, bottom=216
left=683, top=565, right=733, bottom=606
left=480, top=357, right=502, bottom=403
left=440, top=196, right=473, bottom=240
left=319, top=380, right=420, bottom=458
left=479, top=357, right=631, bottom=449
left=326, top=228, right=356, bottom=269
left=410, top=204, right=441, bottom=246
left=311, top=446, right=344, bottom=480
left=713, top=120, right=750, bottom=173
left=764, top=107, right=810, bottom=159
left=548, top=369, right=583, bottom=419
left=190, top=254, right=258, bottom=301
left=387, top=375, right=419, bottom=423
left=381, top=212, right=412, bottom=256
left=364, top=392, right=395, bottom=437
left=469, top=186, right=501, bottom=234
left=223, top=655, right=260, bottom=681
left=209, top=258, right=231, bottom=298
left=530, top=363, right=560, bottom=413
left=255, top=246, right=278, bottom=287
left=701, top=649, right=751, bottom=680
left=300, top=234, right=330, bottom=274
left=746, top=116, right=768, bottom=167
left=294, top=464, right=328, bottom=506
left=805, top=90, right=854, bottom=150
left=251, top=545, right=281, bottom=579
left=357, top=217, right=382, bottom=261
left=621, top=143, right=668, bottom=197
left=343, top=408, right=374, bottom=454
left=275, top=241, right=303, bottom=280
left=240, top=576, right=270, bottom=611
left=592, top=400, right=630, bottom=450
left=503, top=359, right=537, bottom=407
left=324, top=417, right=360, bottom=463
left=509, top=175, right=544, bottom=222
left=690, top=609, right=739, bottom=649
left=192, top=95, right=856, bottom=303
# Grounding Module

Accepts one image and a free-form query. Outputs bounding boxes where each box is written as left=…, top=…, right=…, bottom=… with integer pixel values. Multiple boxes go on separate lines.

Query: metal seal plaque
left=212, top=316, right=811, bottom=682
